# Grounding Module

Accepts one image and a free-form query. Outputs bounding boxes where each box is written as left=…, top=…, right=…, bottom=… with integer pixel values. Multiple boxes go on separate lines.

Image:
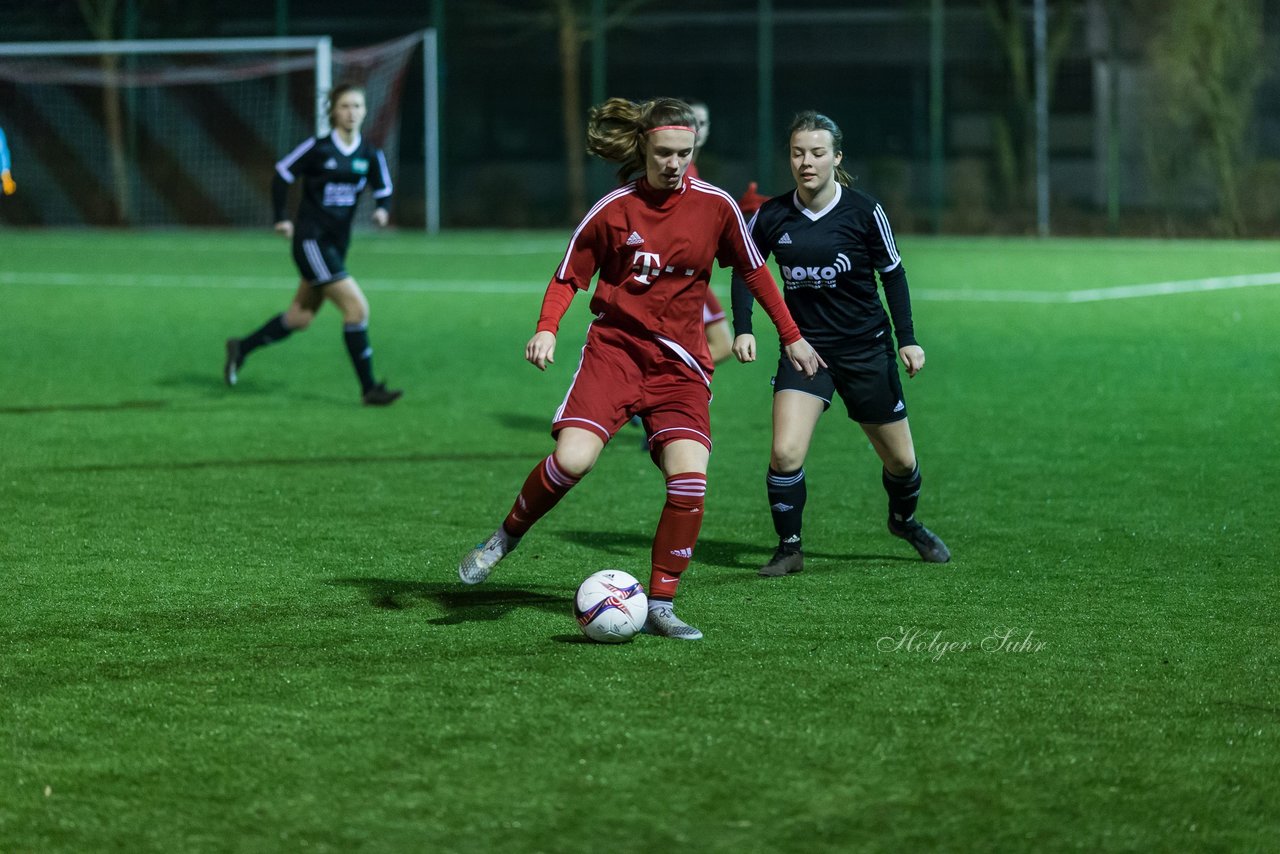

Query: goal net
left=0, top=33, right=422, bottom=228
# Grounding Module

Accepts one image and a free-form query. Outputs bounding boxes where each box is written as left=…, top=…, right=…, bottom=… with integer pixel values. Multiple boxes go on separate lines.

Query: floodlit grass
left=2, top=228, right=1278, bottom=852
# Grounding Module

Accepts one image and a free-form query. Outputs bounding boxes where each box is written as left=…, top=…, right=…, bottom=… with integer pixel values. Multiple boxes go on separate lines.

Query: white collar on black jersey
left=330, top=131, right=363, bottom=157
left=792, top=183, right=842, bottom=221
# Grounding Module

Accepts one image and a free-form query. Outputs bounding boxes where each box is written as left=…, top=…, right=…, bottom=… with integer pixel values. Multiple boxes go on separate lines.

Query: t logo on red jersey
left=631, top=250, right=663, bottom=286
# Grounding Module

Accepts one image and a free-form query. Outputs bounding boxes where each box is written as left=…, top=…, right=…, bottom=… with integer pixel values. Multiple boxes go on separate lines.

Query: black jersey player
left=224, top=83, right=401, bottom=406
left=731, top=110, right=950, bottom=574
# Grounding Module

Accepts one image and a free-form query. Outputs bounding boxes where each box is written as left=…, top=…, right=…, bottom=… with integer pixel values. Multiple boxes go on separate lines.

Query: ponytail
left=587, top=97, right=697, bottom=183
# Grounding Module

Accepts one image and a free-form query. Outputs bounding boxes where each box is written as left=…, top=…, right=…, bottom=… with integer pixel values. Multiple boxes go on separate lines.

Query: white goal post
left=0, top=36, right=334, bottom=133
left=0, top=32, right=439, bottom=231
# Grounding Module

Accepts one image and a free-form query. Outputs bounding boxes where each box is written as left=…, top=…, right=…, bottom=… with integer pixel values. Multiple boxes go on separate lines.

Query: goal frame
left=0, top=34, right=440, bottom=231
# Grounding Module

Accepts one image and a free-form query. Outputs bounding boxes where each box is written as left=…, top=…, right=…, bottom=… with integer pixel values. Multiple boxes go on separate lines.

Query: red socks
left=503, top=455, right=581, bottom=537
left=500, top=461, right=706, bottom=604
left=648, top=472, right=707, bottom=602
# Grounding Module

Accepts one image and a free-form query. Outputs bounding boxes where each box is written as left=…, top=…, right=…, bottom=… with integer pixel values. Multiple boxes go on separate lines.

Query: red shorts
left=552, top=323, right=712, bottom=454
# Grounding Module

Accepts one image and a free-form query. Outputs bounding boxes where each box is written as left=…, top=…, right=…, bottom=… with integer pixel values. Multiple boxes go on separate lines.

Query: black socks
left=766, top=467, right=806, bottom=552
left=343, top=322, right=377, bottom=393
left=883, top=465, right=922, bottom=527
left=239, top=313, right=292, bottom=358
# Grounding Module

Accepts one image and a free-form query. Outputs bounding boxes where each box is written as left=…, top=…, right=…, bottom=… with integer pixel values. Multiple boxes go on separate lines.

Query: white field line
left=910, top=288, right=1062, bottom=303
left=1061, top=271, right=1280, bottom=302
left=914, top=271, right=1280, bottom=303
left=3, top=270, right=1280, bottom=302
left=0, top=236, right=566, bottom=256
left=0, top=270, right=543, bottom=294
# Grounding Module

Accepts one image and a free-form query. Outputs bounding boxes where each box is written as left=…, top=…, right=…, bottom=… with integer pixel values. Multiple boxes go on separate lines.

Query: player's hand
left=274, top=220, right=293, bottom=239
left=784, top=338, right=826, bottom=379
left=732, top=333, right=757, bottom=363
left=526, top=330, right=557, bottom=371
left=372, top=208, right=389, bottom=227
left=1, top=170, right=15, bottom=196
left=899, top=345, right=925, bottom=378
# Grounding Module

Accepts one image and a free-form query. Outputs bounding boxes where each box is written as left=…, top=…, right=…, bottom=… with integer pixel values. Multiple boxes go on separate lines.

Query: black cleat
left=223, top=338, right=243, bottom=386
left=889, top=519, right=951, bottom=563
left=362, top=382, right=403, bottom=407
left=758, top=546, right=804, bottom=577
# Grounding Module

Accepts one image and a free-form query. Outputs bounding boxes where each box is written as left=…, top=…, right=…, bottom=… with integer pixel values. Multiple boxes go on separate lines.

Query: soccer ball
left=574, top=569, right=648, bottom=643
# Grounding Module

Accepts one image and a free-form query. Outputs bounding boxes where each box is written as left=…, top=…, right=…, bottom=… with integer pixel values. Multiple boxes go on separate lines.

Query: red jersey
left=539, top=175, right=799, bottom=375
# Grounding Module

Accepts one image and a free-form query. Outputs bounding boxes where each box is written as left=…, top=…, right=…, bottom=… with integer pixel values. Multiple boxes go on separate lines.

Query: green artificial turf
left=1, top=229, right=1277, bottom=852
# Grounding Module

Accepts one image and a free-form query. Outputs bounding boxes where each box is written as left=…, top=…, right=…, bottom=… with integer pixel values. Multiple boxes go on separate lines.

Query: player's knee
left=553, top=445, right=599, bottom=479
left=770, top=442, right=807, bottom=472
left=762, top=435, right=803, bottom=468
left=285, top=309, right=315, bottom=331
left=884, top=455, right=917, bottom=478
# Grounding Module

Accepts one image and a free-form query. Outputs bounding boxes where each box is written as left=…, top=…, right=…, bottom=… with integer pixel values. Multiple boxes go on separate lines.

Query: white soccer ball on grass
left=574, top=569, right=647, bottom=643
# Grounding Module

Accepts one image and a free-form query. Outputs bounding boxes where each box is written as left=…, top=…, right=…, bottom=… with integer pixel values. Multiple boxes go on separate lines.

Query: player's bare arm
left=732, top=333, right=757, bottom=363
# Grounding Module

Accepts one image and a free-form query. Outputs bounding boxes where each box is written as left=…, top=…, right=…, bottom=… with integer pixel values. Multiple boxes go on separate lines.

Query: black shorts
left=772, top=338, right=907, bottom=424
left=292, top=237, right=349, bottom=286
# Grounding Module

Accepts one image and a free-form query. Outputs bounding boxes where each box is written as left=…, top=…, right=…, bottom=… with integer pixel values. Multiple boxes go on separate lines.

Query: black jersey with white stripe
left=732, top=184, right=916, bottom=351
left=272, top=132, right=392, bottom=244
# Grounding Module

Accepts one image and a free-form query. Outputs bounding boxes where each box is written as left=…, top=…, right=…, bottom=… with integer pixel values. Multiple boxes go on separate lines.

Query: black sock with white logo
left=343, top=323, right=377, bottom=393
left=766, top=467, right=805, bottom=552
left=883, top=465, right=922, bottom=528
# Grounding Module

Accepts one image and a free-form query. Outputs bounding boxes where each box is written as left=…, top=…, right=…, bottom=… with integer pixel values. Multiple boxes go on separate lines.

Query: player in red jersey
left=684, top=99, right=766, bottom=362
left=458, top=96, right=824, bottom=640
left=681, top=100, right=733, bottom=363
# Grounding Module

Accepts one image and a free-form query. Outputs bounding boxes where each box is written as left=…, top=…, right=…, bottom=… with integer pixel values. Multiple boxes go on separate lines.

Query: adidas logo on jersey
left=669, top=547, right=693, bottom=559
left=324, top=158, right=338, bottom=170
left=626, top=231, right=644, bottom=246
left=778, top=233, right=792, bottom=244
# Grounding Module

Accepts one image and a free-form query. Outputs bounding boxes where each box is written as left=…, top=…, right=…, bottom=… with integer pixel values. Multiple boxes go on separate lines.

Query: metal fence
left=3, top=0, right=1278, bottom=235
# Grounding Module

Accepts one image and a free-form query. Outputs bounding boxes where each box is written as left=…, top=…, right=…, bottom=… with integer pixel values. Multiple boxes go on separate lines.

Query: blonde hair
left=789, top=110, right=854, bottom=187
left=587, top=97, right=696, bottom=182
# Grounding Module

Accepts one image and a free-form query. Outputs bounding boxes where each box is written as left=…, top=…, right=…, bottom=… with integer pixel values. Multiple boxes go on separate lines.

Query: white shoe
left=643, top=605, right=703, bottom=640
left=458, top=529, right=518, bottom=585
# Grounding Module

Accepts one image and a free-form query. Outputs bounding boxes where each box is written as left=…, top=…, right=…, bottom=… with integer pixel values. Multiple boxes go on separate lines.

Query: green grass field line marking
left=1063, top=271, right=1280, bottom=302
left=913, top=271, right=1280, bottom=303
left=5, top=269, right=1280, bottom=301
left=32, top=451, right=534, bottom=473
left=911, top=288, right=1063, bottom=303
left=0, top=270, right=543, bottom=293
left=0, top=235, right=568, bottom=256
